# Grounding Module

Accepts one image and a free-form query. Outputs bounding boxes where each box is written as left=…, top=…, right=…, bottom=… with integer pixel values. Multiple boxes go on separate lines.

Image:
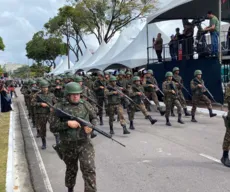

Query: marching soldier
left=127, top=76, right=157, bottom=129
left=143, top=69, right=165, bottom=115
left=162, top=72, right=184, bottom=126
left=105, top=76, right=130, bottom=135
left=50, top=82, right=97, bottom=192
left=171, top=67, right=191, bottom=116
left=190, top=70, right=216, bottom=122
left=31, top=80, right=56, bottom=149
left=93, top=71, right=106, bottom=125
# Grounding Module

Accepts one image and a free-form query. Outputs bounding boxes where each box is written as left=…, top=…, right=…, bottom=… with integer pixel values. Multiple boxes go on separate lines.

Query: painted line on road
left=20, top=103, right=53, bottom=192
left=6, top=111, right=14, bottom=192
left=199, top=153, right=221, bottom=163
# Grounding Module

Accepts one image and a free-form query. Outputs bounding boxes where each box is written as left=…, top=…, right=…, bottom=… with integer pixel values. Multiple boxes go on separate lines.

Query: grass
left=0, top=112, right=10, bottom=192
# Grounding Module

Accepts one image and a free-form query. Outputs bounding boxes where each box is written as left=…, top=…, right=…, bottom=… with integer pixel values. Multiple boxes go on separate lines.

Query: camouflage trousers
left=97, top=97, right=104, bottom=117
left=127, top=103, right=148, bottom=121
left=37, top=114, right=49, bottom=138
left=61, top=141, right=96, bottom=191
left=172, top=90, right=187, bottom=109
left=108, top=104, right=126, bottom=126
left=165, top=98, right=182, bottom=118
left=222, top=116, right=230, bottom=151
left=145, top=91, right=160, bottom=107
left=191, top=95, right=211, bottom=116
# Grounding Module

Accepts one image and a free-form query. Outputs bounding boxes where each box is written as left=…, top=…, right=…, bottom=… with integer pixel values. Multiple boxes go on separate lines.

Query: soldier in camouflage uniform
left=171, top=67, right=191, bottom=116
left=93, top=71, right=106, bottom=125
left=127, top=76, right=157, bottom=129
left=221, top=83, right=230, bottom=167
left=32, top=80, right=56, bottom=149
left=162, top=72, right=184, bottom=126
left=50, top=82, right=97, bottom=192
left=142, top=69, right=165, bottom=115
left=105, top=76, right=130, bottom=135
left=190, top=70, right=216, bottom=122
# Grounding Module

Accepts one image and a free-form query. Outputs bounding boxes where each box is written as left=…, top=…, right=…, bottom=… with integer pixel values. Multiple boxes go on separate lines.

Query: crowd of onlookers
left=152, top=11, right=230, bottom=63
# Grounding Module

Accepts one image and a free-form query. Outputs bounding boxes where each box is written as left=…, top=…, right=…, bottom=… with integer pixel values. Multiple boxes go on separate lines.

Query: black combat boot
left=191, top=115, right=197, bottom=122
left=55, top=134, right=60, bottom=144
left=183, top=108, right=191, bottom=116
left=178, top=114, right=184, bottom=124
left=221, top=151, right=230, bottom=167
left=122, top=125, right=130, bottom=134
left=209, top=109, right=217, bottom=117
left=171, top=109, right=175, bottom=117
left=110, top=124, right=114, bottom=135
left=36, top=130, right=40, bottom=138
left=68, top=187, right=74, bottom=192
left=166, top=117, right=171, bottom=126
left=147, top=115, right=157, bottom=125
left=91, top=131, right=97, bottom=139
left=100, top=116, right=104, bottom=125
left=129, top=121, right=135, bottom=130
left=41, top=138, right=46, bottom=150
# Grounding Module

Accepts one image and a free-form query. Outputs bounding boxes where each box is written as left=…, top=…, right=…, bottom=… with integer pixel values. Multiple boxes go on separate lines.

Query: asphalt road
left=15, top=88, right=230, bottom=192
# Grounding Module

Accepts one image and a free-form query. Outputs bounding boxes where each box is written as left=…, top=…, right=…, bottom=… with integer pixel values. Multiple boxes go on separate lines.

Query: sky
left=0, top=0, right=178, bottom=65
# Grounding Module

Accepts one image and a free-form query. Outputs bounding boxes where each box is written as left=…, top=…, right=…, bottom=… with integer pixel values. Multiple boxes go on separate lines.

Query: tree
left=74, top=0, right=155, bottom=44
left=26, top=31, right=67, bottom=69
left=0, top=36, right=5, bottom=51
left=12, top=65, right=30, bottom=79
left=44, top=6, right=88, bottom=61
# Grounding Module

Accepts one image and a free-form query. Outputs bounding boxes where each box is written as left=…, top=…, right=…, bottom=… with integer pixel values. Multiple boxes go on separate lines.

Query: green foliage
left=26, top=31, right=66, bottom=68
left=74, top=0, right=155, bottom=43
left=11, top=65, right=30, bottom=79
left=0, top=37, right=5, bottom=51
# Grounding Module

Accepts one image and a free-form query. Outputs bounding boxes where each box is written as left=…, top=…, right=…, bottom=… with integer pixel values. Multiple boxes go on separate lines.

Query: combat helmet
left=39, top=80, right=49, bottom=88
left=173, top=67, right=179, bottom=73
left=64, top=82, right=82, bottom=96
left=165, top=71, right=173, bottom=77
left=194, top=70, right=202, bottom=76
left=74, top=76, right=83, bottom=83
left=147, top=69, right=153, bottom=75
left=132, top=76, right=141, bottom=82
left=109, top=76, right=117, bottom=81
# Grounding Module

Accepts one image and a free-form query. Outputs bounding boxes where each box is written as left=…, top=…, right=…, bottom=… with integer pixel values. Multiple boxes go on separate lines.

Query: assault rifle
left=81, top=93, right=103, bottom=110
left=193, top=78, right=218, bottom=104
left=169, top=82, right=179, bottom=97
left=146, top=79, right=164, bottom=97
left=37, top=95, right=125, bottom=147
left=132, top=86, right=155, bottom=105
left=172, top=77, right=192, bottom=98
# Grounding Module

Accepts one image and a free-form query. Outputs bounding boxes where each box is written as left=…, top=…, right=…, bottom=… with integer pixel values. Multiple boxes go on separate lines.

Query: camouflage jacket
left=190, top=77, right=205, bottom=96
left=173, top=75, right=183, bottom=90
left=50, top=99, right=97, bottom=142
left=93, top=79, right=106, bottom=97
left=104, top=85, right=122, bottom=105
left=128, top=84, right=145, bottom=104
left=225, top=84, right=230, bottom=103
left=143, top=76, right=158, bottom=92
left=162, top=80, right=179, bottom=99
left=31, top=92, right=56, bottom=114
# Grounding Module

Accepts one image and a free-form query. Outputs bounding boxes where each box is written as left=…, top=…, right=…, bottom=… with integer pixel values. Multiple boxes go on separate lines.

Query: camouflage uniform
left=50, top=82, right=97, bottom=192
left=190, top=70, right=216, bottom=122
left=162, top=72, right=184, bottom=126
left=104, top=76, right=130, bottom=134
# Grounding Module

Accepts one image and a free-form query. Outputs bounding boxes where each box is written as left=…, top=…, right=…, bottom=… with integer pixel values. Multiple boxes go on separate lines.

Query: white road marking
left=20, top=103, right=53, bottom=192
left=6, top=111, right=14, bottom=192
left=199, top=153, right=221, bottom=163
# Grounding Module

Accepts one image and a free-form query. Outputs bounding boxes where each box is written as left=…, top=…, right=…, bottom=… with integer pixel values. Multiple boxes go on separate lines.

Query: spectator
left=0, top=81, right=12, bottom=112
left=204, top=11, right=220, bottom=57
left=154, top=33, right=163, bottom=63
left=169, top=35, right=177, bottom=61
left=174, top=28, right=182, bottom=59
left=152, top=37, right=155, bottom=48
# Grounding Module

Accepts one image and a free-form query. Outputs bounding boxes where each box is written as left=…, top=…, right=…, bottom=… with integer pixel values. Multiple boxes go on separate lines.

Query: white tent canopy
left=75, top=40, right=116, bottom=72
left=49, top=58, right=63, bottom=74
left=54, top=57, right=74, bottom=75
left=64, top=49, right=93, bottom=73
left=83, top=20, right=145, bottom=71
left=82, top=23, right=170, bottom=72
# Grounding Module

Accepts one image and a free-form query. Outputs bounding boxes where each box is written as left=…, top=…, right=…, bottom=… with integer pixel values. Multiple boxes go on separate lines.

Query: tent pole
left=146, top=23, right=149, bottom=66
left=219, top=0, right=222, bottom=63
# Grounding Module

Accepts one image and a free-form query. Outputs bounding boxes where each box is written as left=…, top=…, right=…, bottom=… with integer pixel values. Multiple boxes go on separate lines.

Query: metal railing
left=147, top=31, right=230, bottom=64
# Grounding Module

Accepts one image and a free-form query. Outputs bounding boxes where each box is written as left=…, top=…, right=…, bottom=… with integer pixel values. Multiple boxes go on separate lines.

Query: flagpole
left=219, top=0, right=222, bottom=63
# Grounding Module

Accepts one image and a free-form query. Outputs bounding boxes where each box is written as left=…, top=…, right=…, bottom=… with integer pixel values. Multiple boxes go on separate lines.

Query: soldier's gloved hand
left=113, top=91, right=118, bottom=94
left=171, top=90, right=175, bottom=94
left=84, top=126, right=92, bottom=134
left=67, top=120, right=81, bottom=129
left=137, top=92, right=142, bottom=96
left=198, top=84, right=203, bottom=88
left=41, top=103, right=48, bottom=107
left=149, top=84, right=154, bottom=87
left=99, top=86, right=104, bottom=89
